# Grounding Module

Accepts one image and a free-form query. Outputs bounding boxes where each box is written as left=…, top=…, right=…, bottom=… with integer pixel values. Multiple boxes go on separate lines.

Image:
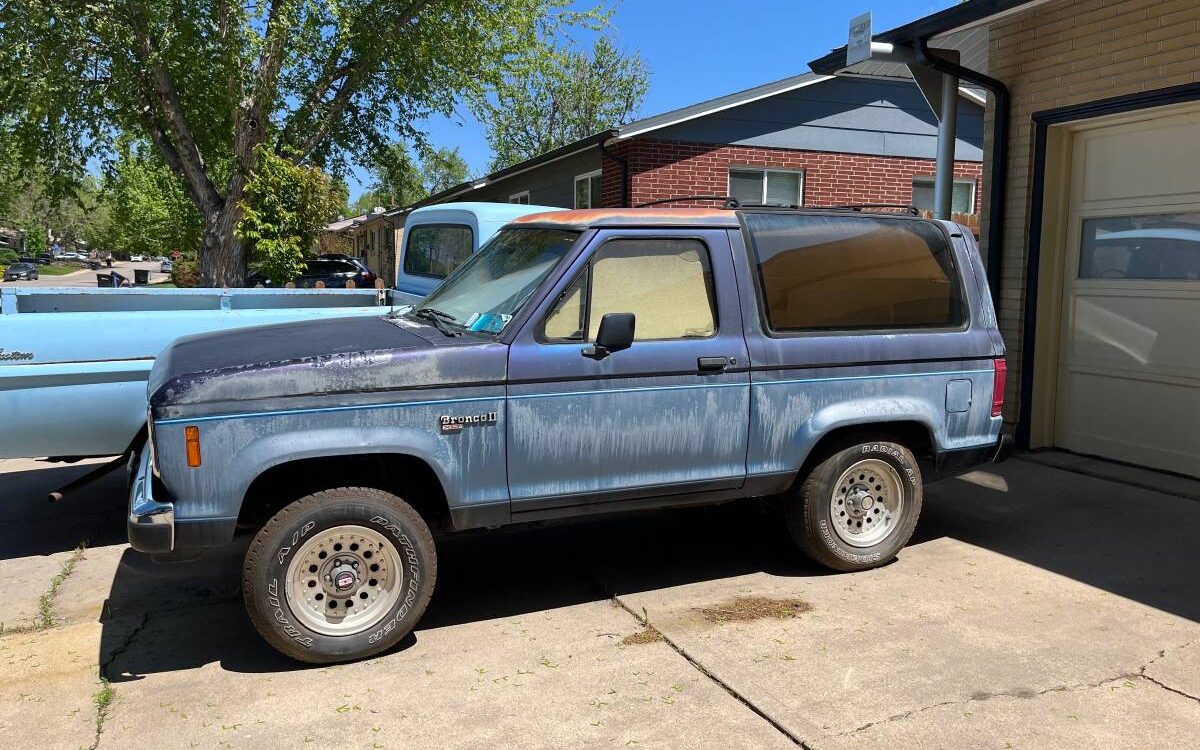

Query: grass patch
left=621, top=625, right=664, bottom=646
left=693, top=596, right=811, bottom=624
left=38, top=543, right=86, bottom=629
left=38, top=264, right=82, bottom=276
left=90, top=677, right=114, bottom=748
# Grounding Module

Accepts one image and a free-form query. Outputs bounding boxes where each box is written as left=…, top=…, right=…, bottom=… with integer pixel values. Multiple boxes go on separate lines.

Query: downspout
left=915, top=38, right=1009, bottom=304
left=599, top=140, right=630, bottom=208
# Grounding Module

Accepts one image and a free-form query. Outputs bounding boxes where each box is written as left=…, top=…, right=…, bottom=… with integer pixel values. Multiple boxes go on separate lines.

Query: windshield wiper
left=412, top=307, right=462, bottom=337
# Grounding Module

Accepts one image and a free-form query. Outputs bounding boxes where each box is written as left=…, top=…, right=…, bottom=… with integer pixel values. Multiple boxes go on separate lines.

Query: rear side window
left=743, top=213, right=966, bottom=332
left=405, top=224, right=474, bottom=278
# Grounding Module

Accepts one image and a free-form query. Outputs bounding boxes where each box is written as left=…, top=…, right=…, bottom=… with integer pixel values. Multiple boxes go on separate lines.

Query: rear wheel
left=785, top=441, right=923, bottom=572
left=243, top=487, right=436, bottom=663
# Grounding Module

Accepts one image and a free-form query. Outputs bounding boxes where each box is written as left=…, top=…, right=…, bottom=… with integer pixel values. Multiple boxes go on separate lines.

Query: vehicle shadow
left=90, top=457, right=1200, bottom=680
left=100, top=501, right=821, bottom=680
left=0, top=460, right=128, bottom=559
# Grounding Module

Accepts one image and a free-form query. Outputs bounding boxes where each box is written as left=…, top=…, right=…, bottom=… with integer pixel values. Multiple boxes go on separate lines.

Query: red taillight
left=991, top=358, right=1007, bottom=418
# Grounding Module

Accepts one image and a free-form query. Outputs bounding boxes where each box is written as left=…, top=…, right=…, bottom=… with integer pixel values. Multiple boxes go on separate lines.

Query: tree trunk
left=199, top=199, right=246, bottom=287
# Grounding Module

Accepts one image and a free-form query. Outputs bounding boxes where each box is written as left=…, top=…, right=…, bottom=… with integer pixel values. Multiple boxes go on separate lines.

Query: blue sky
left=347, top=0, right=958, bottom=199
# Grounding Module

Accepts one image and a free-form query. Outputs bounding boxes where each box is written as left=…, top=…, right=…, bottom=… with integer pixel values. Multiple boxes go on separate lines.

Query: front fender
left=154, top=392, right=508, bottom=524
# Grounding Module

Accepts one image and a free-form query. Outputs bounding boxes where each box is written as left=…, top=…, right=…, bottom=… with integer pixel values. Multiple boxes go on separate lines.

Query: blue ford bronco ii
left=132, top=206, right=1010, bottom=662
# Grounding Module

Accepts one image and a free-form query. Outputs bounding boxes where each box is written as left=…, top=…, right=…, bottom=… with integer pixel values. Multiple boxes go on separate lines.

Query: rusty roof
left=510, top=207, right=740, bottom=229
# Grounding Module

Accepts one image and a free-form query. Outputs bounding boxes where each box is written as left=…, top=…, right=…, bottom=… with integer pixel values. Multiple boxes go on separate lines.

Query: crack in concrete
left=836, top=674, right=1141, bottom=737
left=87, top=678, right=114, bottom=750
left=588, top=574, right=806, bottom=748
left=99, top=613, right=147, bottom=680
left=1139, top=639, right=1200, bottom=704
left=0, top=542, right=87, bottom=637
left=837, top=640, right=1200, bottom=737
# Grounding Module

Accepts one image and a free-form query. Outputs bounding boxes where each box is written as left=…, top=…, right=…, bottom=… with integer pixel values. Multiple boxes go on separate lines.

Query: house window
left=729, top=168, right=803, bottom=207
left=509, top=191, right=531, bottom=205
left=574, top=170, right=603, bottom=209
left=912, top=177, right=976, bottom=214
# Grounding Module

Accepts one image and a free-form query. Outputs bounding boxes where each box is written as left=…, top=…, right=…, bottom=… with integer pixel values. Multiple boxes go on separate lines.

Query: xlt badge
left=439, top=411, right=498, bottom=434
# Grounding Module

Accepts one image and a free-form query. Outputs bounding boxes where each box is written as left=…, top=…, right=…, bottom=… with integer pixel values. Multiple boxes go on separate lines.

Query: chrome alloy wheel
left=285, top=525, right=403, bottom=636
left=829, top=459, right=906, bottom=548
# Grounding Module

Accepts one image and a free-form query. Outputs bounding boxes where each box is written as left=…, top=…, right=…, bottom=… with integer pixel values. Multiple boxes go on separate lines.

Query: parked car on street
left=3, top=262, right=39, bottom=281
left=247, top=257, right=377, bottom=288
left=56, top=251, right=83, bottom=261
left=133, top=206, right=1009, bottom=663
left=130, top=254, right=145, bottom=262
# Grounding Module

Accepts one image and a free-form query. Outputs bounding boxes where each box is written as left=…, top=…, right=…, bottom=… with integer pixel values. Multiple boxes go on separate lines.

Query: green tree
left=238, top=146, right=345, bottom=284
left=22, top=223, right=46, bottom=255
left=474, top=34, right=649, bottom=171
left=98, top=140, right=202, bottom=259
left=0, top=0, right=598, bottom=286
left=420, top=146, right=471, bottom=194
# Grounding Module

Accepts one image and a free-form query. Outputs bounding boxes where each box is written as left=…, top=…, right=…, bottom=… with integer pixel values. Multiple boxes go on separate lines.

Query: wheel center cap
left=333, top=570, right=357, bottom=592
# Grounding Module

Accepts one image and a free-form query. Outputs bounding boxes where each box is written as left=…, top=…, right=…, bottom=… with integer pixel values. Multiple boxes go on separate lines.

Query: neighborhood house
left=812, top=0, right=1200, bottom=478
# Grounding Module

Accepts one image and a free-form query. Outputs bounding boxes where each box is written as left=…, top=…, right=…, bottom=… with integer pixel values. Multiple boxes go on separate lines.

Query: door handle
left=697, top=356, right=731, bottom=372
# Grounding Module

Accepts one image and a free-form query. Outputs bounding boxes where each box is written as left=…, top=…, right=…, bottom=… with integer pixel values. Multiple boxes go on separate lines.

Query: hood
left=149, top=315, right=508, bottom=420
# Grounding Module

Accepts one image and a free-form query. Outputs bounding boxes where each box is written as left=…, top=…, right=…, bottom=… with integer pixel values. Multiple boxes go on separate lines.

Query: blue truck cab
left=394, top=202, right=563, bottom=296
left=133, top=206, right=1009, bottom=663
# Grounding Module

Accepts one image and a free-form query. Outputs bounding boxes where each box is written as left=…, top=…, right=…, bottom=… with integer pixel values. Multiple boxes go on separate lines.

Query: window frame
left=508, top=190, right=531, bottom=205
left=402, top=222, right=475, bottom=279
left=911, top=176, right=977, bottom=214
left=538, top=235, right=720, bottom=344
left=728, top=167, right=805, bottom=207
left=573, top=170, right=604, bottom=209
left=739, top=211, right=971, bottom=338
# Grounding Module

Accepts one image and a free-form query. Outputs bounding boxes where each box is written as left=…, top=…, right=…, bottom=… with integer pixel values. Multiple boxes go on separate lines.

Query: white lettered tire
left=243, top=487, right=436, bottom=663
left=786, top=441, right=923, bottom=572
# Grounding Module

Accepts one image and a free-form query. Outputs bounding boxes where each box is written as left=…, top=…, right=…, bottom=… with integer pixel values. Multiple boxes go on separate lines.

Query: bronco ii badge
left=439, top=411, right=498, bottom=434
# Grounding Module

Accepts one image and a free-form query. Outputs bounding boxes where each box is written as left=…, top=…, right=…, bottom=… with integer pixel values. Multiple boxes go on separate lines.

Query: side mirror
left=582, top=313, right=635, bottom=360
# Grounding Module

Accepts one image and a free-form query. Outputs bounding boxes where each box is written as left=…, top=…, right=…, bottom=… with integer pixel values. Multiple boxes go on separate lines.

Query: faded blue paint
left=133, top=211, right=1005, bottom=555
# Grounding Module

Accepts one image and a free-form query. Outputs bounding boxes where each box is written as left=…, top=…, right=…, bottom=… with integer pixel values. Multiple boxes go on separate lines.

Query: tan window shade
left=588, top=239, right=716, bottom=340
left=543, top=277, right=586, bottom=339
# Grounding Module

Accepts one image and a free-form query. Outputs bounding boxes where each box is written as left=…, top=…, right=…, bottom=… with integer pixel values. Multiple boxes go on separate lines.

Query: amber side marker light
left=185, top=426, right=202, bottom=468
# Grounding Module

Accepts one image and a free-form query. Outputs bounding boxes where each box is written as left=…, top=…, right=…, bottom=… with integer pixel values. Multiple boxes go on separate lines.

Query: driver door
left=505, top=229, right=750, bottom=514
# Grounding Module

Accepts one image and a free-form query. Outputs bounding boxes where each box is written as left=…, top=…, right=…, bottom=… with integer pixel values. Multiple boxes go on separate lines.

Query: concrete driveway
left=0, top=455, right=1197, bottom=749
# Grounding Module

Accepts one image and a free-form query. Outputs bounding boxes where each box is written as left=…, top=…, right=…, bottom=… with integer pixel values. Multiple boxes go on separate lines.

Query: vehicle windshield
left=412, top=227, right=581, bottom=335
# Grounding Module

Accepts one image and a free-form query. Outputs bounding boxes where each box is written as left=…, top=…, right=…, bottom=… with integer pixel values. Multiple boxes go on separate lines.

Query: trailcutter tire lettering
left=243, top=487, right=437, bottom=664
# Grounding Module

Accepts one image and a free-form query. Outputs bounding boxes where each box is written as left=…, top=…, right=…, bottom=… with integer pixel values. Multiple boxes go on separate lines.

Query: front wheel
left=243, top=487, right=437, bottom=663
left=785, top=441, right=923, bottom=572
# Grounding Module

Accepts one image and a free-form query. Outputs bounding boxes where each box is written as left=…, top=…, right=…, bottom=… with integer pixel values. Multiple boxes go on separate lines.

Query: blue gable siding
left=650, top=77, right=983, bottom=161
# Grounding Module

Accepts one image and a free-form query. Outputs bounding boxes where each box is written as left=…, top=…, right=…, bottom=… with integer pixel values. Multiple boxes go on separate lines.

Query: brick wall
left=600, top=139, right=982, bottom=212
left=983, top=0, right=1200, bottom=421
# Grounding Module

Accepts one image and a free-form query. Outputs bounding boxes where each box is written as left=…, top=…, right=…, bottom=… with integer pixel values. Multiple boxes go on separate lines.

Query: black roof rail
left=636, top=195, right=742, bottom=209
left=830, top=203, right=921, bottom=215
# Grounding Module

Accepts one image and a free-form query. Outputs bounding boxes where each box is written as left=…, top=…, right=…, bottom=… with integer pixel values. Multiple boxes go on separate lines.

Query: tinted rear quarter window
left=743, top=213, right=966, bottom=332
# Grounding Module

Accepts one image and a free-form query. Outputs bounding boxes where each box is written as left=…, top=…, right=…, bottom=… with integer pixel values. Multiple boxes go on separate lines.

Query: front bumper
left=128, top=448, right=175, bottom=553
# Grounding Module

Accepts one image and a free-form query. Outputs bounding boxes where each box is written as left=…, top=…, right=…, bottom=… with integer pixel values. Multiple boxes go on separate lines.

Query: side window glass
left=543, top=238, right=717, bottom=342
left=744, top=213, right=965, bottom=331
left=543, top=274, right=586, bottom=340
left=404, top=225, right=474, bottom=278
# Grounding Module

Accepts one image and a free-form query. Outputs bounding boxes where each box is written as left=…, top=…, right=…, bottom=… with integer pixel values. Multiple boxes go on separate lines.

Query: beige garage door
left=1053, top=106, right=1200, bottom=477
